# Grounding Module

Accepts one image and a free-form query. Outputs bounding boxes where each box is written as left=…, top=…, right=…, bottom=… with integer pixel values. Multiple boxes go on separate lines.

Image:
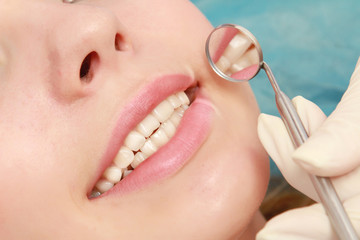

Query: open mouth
left=89, top=85, right=198, bottom=199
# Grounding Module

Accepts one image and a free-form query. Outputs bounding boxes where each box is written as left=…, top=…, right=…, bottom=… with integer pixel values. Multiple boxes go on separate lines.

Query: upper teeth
left=90, top=91, right=190, bottom=198
left=215, top=33, right=258, bottom=76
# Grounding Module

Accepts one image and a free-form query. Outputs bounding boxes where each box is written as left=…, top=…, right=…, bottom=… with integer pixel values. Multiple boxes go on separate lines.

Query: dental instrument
left=205, top=23, right=359, bottom=240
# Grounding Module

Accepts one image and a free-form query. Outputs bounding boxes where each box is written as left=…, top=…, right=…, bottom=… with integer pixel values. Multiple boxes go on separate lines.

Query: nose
left=49, top=3, right=132, bottom=101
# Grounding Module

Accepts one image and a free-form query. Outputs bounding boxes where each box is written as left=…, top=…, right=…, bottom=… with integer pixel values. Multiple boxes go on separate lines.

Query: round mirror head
left=206, top=24, right=263, bottom=82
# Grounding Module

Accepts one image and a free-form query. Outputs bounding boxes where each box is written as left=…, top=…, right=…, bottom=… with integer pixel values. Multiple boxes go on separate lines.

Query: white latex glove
left=256, top=57, right=360, bottom=240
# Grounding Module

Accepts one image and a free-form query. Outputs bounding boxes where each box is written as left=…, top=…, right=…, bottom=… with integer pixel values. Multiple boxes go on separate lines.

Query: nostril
left=80, top=51, right=99, bottom=83
left=114, top=33, right=129, bottom=51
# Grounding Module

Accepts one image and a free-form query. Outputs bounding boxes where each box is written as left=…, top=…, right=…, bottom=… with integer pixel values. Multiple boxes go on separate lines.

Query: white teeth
left=123, top=170, right=133, bottom=178
left=230, top=47, right=258, bottom=73
left=131, top=152, right=146, bottom=169
left=243, top=47, right=258, bottom=63
left=150, top=128, right=169, bottom=148
left=136, top=114, right=160, bottom=138
left=167, top=95, right=182, bottom=108
left=124, top=131, right=146, bottom=151
left=216, top=56, right=232, bottom=73
left=103, top=166, right=123, bottom=183
left=223, top=33, right=251, bottom=63
left=215, top=33, right=256, bottom=77
left=95, top=179, right=114, bottom=193
left=176, top=106, right=186, bottom=118
left=176, top=92, right=190, bottom=105
left=140, top=139, right=158, bottom=157
left=90, top=91, right=193, bottom=198
left=114, top=146, right=134, bottom=168
left=181, top=105, right=189, bottom=110
left=230, top=58, right=251, bottom=73
left=152, top=100, right=174, bottom=123
left=169, top=108, right=183, bottom=127
left=159, top=120, right=176, bottom=138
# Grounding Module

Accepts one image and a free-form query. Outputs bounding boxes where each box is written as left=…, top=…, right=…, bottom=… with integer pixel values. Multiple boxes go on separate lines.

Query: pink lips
left=89, top=74, right=213, bottom=198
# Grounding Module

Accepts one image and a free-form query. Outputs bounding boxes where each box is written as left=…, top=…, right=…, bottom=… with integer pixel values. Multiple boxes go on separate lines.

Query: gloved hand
left=256, top=57, right=360, bottom=240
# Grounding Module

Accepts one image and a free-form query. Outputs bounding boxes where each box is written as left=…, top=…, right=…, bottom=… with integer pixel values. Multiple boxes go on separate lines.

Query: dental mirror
left=206, top=24, right=359, bottom=240
left=205, top=24, right=262, bottom=82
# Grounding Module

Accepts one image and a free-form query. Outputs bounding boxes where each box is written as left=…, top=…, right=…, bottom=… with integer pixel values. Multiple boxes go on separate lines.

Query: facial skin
left=0, top=0, right=269, bottom=239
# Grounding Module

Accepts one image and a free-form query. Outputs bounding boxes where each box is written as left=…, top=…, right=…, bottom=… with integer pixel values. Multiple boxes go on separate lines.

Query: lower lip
left=101, top=92, right=214, bottom=197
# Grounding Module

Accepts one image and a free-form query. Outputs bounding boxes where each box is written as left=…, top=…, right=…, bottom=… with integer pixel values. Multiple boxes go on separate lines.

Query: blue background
left=191, top=0, right=360, bottom=175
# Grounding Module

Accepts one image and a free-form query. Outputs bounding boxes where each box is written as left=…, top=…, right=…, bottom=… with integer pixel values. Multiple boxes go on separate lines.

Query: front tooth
left=136, top=114, right=160, bottom=138
left=167, top=94, right=182, bottom=108
left=152, top=100, right=174, bottom=123
left=176, top=92, right=190, bottom=105
left=140, top=139, right=158, bottom=156
left=160, top=120, right=176, bottom=138
left=131, top=152, right=146, bottom=169
left=124, top=131, right=146, bottom=151
left=95, top=179, right=114, bottom=193
left=223, top=33, right=251, bottom=63
left=103, top=166, right=123, bottom=183
left=114, top=146, right=134, bottom=169
left=150, top=128, right=169, bottom=148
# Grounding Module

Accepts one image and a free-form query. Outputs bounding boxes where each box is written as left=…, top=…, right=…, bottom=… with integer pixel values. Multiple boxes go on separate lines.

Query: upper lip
left=87, top=74, right=196, bottom=196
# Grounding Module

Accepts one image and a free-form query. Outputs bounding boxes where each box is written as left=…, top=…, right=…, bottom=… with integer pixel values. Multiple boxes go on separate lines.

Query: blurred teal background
left=191, top=0, right=360, bottom=175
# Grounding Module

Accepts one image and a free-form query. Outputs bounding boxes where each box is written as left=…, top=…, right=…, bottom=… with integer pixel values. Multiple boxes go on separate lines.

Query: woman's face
left=0, top=0, right=269, bottom=239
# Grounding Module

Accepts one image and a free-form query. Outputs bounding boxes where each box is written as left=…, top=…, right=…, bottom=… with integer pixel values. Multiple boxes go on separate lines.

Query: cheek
left=220, top=150, right=268, bottom=236
left=195, top=145, right=269, bottom=215
left=162, top=141, right=269, bottom=238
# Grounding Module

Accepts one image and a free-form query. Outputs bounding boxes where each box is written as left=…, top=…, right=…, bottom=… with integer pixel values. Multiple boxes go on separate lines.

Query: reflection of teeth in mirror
left=222, top=33, right=251, bottom=63
left=246, top=47, right=259, bottom=63
left=215, top=56, right=231, bottom=73
left=225, top=70, right=232, bottom=76
left=230, top=47, right=258, bottom=73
